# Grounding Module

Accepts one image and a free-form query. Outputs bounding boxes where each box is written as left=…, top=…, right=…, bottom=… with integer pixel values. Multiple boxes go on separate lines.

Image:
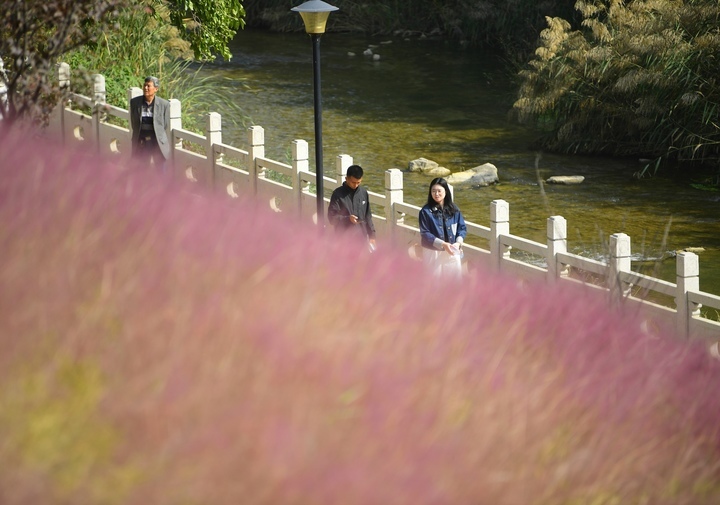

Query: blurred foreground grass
left=1, top=130, right=719, bottom=505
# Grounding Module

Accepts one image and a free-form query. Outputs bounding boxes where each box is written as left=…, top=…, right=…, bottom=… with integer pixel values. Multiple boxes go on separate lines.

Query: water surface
left=202, top=29, right=720, bottom=297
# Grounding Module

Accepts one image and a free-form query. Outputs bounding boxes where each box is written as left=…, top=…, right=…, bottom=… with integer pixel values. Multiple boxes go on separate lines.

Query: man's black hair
left=346, top=164, right=363, bottom=179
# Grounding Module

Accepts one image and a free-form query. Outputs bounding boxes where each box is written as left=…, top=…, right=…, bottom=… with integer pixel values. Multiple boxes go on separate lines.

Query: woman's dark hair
left=425, top=177, right=458, bottom=215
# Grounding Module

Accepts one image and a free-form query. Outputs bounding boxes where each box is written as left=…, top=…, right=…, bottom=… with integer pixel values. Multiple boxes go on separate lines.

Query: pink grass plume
left=1, top=129, right=719, bottom=505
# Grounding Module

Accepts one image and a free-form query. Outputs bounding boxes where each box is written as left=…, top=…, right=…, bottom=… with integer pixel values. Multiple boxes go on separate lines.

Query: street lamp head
left=291, top=0, right=339, bottom=35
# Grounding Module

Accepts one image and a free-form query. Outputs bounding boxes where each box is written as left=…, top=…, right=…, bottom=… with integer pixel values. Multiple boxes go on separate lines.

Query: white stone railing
left=46, top=63, right=720, bottom=342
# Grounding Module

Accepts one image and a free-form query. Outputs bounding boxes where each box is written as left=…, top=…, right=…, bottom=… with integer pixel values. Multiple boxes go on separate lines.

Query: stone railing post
left=52, top=62, right=71, bottom=140
left=206, top=112, right=222, bottom=189
left=330, top=155, right=353, bottom=227
left=93, top=74, right=106, bottom=151
left=128, top=86, right=142, bottom=100
left=169, top=99, right=182, bottom=130
left=293, top=139, right=310, bottom=215
left=384, top=168, right=404, bottom=242
left=336, top=154, right=353, bottom=186
left=609, top=233, right=632, bottom=300
left=0, top=58, right=8, bottom=122
left=490, top=199, right=510, bottom=270
left=248, top=126, right=265, bottom=196
left=58, top=62, right=70, bottom=90
left=547, top=215, right=568, bottom=282
left=127, top=87, right=141, bottom=159
left=168, top=99, right=182, bottom=169
left=675, top=251, right=701, bottom=339
left=168, top=93, right=182, bottom=152
left=93, top=74, right=106, bottom=104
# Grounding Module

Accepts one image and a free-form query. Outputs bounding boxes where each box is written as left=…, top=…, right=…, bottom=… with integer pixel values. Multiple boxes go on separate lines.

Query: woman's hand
left=442, top=242, right=454, bottom=255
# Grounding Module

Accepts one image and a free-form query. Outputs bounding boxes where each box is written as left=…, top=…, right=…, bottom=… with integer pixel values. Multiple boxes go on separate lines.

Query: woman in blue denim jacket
left=419, top=177, right=467, bottom=277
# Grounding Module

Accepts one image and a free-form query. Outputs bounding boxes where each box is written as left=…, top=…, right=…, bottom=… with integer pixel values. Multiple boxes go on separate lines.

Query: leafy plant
left=0, top=0, right=129, bottom=127
left=166, top=0, right=246, bottom=61
left=244, top=0, right=578, bottom=58
left=64, top=0, right=251, bottom=135
left=514, top=0, right=720, bottom=177
left=0, top=0, right=246, bottom=129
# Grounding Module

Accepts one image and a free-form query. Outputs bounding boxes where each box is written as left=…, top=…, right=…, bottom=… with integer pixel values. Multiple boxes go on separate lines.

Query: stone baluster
left=93, top=74, right=106, bottom=104
left=93, top=74, right=106, bottom=150
left=206, top=112, right=222, bottom=189
left=128, top=86, right=141, bottom=101
left=336, top=154, right=352, bottom=186
left=127, top=87, right=141, bottom=159
left=676, top=251, right=701, bottom=339
left=0, top=58, right=8, bottom=122
left=609, top=233, right=632, bottom=300
left=169, top=98, right=182, bottom=143
left=248, top=126, right=265, bottom=196
left=168, top=99, right=182, bottom=176
left=384, top=168, right=404, bottom=243
left=52, top=62, right=71, bottom=140
left=57, top=62, right=70, bottom=90
left=293, top=140, right=310, bottom=216
left=547, top=215, right=568, bottom=282
left=490, top=199, right=511, bottom=270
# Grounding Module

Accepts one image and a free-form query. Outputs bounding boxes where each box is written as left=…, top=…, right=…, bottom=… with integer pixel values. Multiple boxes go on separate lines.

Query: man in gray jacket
left=130, top=76, right=170, bottom=167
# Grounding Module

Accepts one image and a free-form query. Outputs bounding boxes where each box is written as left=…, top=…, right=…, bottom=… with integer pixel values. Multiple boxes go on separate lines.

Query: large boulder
left=407, top=157, right=451, bottom=177
left=446, top=163, right=499, bottom=186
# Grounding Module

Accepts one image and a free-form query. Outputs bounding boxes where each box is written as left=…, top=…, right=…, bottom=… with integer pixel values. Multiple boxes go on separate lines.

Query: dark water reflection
left=203, top=29, right=720, bottom=297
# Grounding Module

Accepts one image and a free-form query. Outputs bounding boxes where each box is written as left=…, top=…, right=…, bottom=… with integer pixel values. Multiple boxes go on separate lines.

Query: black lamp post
left=291, top=0, right=338, bottom=230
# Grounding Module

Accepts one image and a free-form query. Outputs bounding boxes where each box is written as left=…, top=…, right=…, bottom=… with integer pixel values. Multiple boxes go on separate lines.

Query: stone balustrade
left=45, top=62, right=720, bottom=342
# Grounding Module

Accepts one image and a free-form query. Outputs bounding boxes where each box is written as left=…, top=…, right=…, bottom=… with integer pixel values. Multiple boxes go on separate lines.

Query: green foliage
left=0, top=0, right=129, bottom=126
left=65, top=0, right=251, bottom=134
left=244, top=0, right=577, bottom=57
left=166, top=0, right=246, bottom=61
left=169, top=66, right=253, bottom=135
left=64, top=1, right=193, bottom=105
left=0, top=0, right=245, bottom=128
left=514, top=0, right=720, bottom=172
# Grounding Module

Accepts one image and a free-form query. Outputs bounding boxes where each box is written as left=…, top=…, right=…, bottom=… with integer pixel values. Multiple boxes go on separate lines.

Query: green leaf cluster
left=0, top=0, right=246, bottom=127
left=167, top=0, right=246, bottom=61
left=0, top=0, right=129, bottom=125
left=66, top=0, right=251, bottom=135
left=244, top=0, right=578, bottom=58
left=65, top=1, right=194, bottom=106
left=514, top=0, right=720, bottom=171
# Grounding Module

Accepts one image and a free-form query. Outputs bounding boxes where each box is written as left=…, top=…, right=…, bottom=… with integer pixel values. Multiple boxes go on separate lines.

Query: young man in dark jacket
left=328, top=164, right=376, bottom=250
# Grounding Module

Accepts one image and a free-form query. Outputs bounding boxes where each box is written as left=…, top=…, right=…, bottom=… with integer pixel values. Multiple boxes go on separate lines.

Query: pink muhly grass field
left=1, top=130, right=719, bottom=505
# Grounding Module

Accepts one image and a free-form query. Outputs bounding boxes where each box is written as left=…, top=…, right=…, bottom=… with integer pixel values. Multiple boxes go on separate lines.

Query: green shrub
left=514, top=0, right=720, bottom=175
left=65, top=0, right=250, bottom=134
left=243, top=0, right=578, bottom=57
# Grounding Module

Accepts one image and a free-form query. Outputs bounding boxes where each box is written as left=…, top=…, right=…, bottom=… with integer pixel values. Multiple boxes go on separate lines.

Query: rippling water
left=201, top=29, right=720, bottom=297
